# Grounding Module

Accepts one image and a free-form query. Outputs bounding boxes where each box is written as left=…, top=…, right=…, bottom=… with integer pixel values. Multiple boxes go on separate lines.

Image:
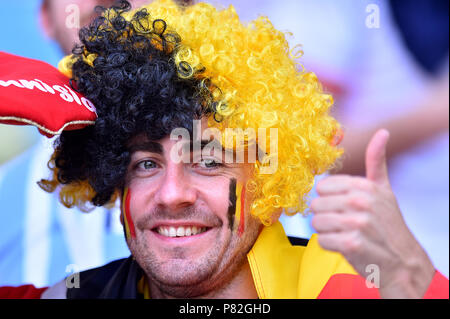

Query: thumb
left=365, top=129, right=390, bottom=185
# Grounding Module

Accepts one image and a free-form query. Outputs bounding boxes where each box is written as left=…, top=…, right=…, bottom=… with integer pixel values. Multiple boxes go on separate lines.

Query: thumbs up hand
left=311, top=129, right=435, bottom=298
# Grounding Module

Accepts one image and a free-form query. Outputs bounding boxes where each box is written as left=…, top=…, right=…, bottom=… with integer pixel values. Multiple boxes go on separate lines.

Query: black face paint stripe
left=228, top=178, right=237, bottom=230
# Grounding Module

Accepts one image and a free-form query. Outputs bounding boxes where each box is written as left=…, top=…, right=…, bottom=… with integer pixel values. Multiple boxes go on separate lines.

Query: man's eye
left=137, top=160, right=157, bottom=170
left=198, top=158, right=221, bottom=169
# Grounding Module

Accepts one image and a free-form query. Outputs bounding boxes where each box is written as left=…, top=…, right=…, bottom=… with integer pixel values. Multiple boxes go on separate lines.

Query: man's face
left=123, top=125, right=262, bottom=298
left=40, top=0, right=156, bottom=54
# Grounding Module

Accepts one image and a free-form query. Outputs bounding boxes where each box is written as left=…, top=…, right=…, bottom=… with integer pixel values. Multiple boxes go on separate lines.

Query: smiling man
left=124, top=132, right=261, bottom=298
left=25, top=0, right=448, bottom=299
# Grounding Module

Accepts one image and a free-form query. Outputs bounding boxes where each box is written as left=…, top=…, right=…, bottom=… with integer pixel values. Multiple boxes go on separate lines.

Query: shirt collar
left=247, top=221, right=305, bottom=298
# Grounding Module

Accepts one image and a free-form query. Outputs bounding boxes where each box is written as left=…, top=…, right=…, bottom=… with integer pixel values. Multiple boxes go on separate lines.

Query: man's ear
left=39, top=0, right=54, bottom=39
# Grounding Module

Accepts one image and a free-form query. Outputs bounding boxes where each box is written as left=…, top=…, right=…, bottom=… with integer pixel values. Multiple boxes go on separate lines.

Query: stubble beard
left=128, top=219, right=260, bottom=298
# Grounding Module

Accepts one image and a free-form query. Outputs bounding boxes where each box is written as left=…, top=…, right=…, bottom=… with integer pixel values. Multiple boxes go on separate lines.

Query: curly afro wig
left=40, top=0, right=343, bottom=225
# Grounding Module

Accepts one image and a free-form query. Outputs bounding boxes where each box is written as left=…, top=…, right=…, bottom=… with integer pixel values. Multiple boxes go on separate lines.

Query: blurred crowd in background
left=0, top=0, right=448, bottom=287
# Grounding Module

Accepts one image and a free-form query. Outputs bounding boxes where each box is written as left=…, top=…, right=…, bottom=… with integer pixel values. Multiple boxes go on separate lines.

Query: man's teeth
left=157, top=226, right=207, bottom=237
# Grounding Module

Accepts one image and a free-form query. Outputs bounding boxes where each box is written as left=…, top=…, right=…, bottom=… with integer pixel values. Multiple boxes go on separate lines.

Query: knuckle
left=311, top=215, right=320, bottom=230
left=310, top=198, right=319, bottom=211
left=347, top=195, right=370, bottom=211
left=317, top=234, right=325, bottom=246
left=358, top=215, right=371, bottom=232
left=317, top=234, right=335, bottom=251
left=342, top=232, right=362, bottom=256
left=352, top=178, right=376, bottom=194
left=316, top=179, right=326, bottom=192
left=365, top=182, right=378, bottom=196
left=317, top=235, right=329, bottom=250
left=351, top=177, right=365, bottom=189
left=344, top=215, right=363, bottom=231
left=350, top=214, right=370, bottom=231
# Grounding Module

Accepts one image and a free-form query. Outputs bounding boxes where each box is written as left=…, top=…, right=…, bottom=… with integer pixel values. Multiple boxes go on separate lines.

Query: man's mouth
left=153, top=225, right=210, bottom=238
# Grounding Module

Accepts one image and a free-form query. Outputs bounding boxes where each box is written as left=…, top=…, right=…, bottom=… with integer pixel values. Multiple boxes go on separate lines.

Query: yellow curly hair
left=52, top=0, right=343, bottom=225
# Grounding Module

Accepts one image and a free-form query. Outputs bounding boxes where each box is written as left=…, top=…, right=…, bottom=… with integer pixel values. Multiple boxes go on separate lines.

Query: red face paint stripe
left=125, top=188, right=136, bottom=238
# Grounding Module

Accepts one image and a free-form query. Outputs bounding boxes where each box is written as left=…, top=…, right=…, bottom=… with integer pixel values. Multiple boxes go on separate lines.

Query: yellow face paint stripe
left=235, top=182, right=243, bottom=227
left=121, top=187, right=135, bottom=239
left=121, top=188, right=130, bottom=240
left=235, top=182, right=245, bottom=236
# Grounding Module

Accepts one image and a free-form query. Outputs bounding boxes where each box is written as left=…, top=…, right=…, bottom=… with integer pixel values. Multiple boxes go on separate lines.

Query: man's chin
left=144, top=259, right=221, bottom=298
left=152, top=256, right=217, bottom=282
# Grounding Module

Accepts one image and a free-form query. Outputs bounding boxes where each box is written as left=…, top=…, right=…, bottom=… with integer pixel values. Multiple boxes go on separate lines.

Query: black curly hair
left=41, top=0, right=215, bottom=207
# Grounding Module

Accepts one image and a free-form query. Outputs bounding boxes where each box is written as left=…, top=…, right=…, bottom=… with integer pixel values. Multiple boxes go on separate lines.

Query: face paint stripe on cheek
left=235, top=183, right=245, bottom=236
left=227, top=179, right=237, bottom=231
left=122, top=187, right=136, bottom=239
left=229, top=179, right=245, bottom=237
left=237, top=184, right=246, bottom=236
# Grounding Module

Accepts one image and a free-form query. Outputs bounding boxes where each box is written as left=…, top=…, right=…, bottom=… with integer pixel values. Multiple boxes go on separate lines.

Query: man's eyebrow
left=128, top=141, right=163, bottom=154
left=194, top=139, right=223, bottom=150
left=128, top=139, right=221, bottom=155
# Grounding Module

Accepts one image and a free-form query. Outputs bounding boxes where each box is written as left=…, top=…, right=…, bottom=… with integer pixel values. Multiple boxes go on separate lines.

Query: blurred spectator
left=0, top=125, right=38, bottom=165
left=389, top=0, right=448, bottom=75
left=217, top=0, right=449, bottom=276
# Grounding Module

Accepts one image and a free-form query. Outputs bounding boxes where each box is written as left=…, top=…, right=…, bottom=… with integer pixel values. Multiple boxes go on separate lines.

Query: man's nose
left=154, top=162, right=197, bottom=211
